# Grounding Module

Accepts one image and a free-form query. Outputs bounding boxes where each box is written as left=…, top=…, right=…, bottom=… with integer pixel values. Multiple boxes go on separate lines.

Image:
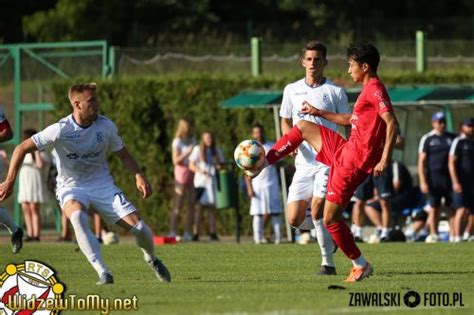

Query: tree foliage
left=11, top=0, right=474, bottom=46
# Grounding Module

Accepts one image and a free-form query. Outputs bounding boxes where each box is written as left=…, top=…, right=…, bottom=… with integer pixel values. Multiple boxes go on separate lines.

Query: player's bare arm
left=418, top=152, right=429, bottom=193
left=300, top=101, right=352, bottom=126
left=0, top=120, right=13, bottom=142
left=0, top=138, right=37, bottom=200
left=373, top=111, right=398, bottom=177
left=448, top=154, right=462, bottom=193
left=244, top=175, right=255, bottom=198
left=114, top=147, right=152, bottom=198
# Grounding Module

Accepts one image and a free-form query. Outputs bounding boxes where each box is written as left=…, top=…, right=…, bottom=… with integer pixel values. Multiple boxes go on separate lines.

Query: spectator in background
left=18, top=128, right=50, bottom=242
left=418, top=111, right=456, bottom=243
left=364, top=160, right=415, bottom=240
left=352, top=134, right=404, bottom=242
left=245, top=124, right=282, bottom=244
left=169, top=118, right=196, bottom=241
left=189, top=131, right=224, bottom=242
left=449, top=118, right=474, bottom=242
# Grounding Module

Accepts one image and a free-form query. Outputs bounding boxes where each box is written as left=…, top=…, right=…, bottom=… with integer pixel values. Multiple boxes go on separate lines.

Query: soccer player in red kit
left=247, top=43, right=398, bottom=282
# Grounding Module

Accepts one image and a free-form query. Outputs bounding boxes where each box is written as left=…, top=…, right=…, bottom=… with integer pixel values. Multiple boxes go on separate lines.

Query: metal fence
left=115, top=40, right=474, bottom=75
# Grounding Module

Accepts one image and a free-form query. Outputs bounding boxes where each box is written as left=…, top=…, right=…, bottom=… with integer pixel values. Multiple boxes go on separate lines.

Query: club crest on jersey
left=0, top=261, right=65, bottom=315
left=322, top=95, right=330, bottom=104
left=96, top=131, right=104, bottom=143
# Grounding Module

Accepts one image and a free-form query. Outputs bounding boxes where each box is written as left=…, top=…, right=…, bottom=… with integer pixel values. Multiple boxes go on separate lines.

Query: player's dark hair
left=347, top=43, right=380, bottom=72
left=251, top=123, right=266, bottom=143
left=302, top=41, right=327, bottom=58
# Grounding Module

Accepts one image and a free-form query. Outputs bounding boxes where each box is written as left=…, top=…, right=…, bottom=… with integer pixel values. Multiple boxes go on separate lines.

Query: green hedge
left=51, top=72, right=474, bottom=235
left=51, top=75, right=293, bottom=236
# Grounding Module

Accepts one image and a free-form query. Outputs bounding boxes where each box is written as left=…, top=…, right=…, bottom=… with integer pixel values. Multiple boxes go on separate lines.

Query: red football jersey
left=344, top=77, right=393, bottom=172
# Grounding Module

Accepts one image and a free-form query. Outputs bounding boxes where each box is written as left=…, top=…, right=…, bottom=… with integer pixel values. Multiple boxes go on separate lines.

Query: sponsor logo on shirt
left=66, top=152, right=100, bottom=160
left=294, top=91, right=308, bottom=96
left=65, top=134, right=81, bottom=139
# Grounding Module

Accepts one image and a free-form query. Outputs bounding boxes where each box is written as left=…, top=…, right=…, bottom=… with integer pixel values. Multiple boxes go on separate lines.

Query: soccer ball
left=234, top=140, right=266, bottom=170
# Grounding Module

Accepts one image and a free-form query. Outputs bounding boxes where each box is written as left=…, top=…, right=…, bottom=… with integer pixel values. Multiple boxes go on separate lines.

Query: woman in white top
left=169, top=119, right=196, bottom=241
left=189, top=131, right=225, bottom=241
left=18, top=129, right=50, bottom=242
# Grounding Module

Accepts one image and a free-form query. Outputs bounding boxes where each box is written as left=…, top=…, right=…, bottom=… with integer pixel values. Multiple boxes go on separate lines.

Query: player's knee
left=323, top=212, right=340, bottom=226
left=287, top=214, right=302, bottom=228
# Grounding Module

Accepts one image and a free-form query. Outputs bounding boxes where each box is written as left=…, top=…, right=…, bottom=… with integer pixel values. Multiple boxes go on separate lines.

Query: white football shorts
left=56, top=182, right=137, bottom=224
left=287, top=163, right=329, bottom=203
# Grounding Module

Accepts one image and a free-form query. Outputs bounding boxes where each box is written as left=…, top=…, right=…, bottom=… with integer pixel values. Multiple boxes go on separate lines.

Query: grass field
left=0, top=241, right=473, bottom=315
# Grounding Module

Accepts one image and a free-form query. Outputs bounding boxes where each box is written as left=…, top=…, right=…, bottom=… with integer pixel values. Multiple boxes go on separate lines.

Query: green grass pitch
left=0, top=242, right=473, bottom=314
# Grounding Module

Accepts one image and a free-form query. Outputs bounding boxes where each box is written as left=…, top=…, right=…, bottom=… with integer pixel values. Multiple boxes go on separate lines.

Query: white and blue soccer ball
left=234, top=139, right=265, bottom=170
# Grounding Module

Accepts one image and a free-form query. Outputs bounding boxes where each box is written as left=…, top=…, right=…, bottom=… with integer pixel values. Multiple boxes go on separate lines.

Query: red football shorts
left=316, top=125, right=370, bottom=208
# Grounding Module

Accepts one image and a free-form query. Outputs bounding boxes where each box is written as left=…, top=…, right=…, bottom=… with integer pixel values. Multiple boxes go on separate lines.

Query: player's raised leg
left=266, top=121, right=322, bottom=166
left=63, top=200, right=113, bottom=285
left=117, top=212, right=171, bottom=283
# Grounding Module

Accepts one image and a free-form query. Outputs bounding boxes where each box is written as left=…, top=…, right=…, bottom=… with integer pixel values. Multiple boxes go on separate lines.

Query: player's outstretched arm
left=0, top=138, right=37, bottom=200
left=373, top=111, right=398, bottom=177
left=300, top=101, right=352, bottom=126
left=114, top=147, right=152, bottom=198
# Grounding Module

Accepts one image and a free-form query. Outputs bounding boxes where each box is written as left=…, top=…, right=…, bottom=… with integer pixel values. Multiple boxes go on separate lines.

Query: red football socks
left=326, top=220, right=362, bottom=260
left=266, top=126, right=304, bottom=165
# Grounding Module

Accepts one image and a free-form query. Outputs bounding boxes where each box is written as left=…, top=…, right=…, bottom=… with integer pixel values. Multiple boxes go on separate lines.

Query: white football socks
left=271, top=215, right=282, bottom=244
left=313, top=219, right=335, bottom=267
left=69, top=211, right=109, bottom=276
left=352, top=254, right=368, bottom=268
left=130, top=220, right=156, bottom=262
left=0, top=207, right=18, bottom=234
left=252, top=215, right=264, bottom=244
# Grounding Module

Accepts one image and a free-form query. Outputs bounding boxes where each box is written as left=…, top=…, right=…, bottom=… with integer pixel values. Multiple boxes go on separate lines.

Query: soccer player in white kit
left=280, top=41, right=350, bottom=275
left=0, top=105, right=23, bottom=254
left=0, top=83, right=170, bottom=284
left=245, top=124, right=282, bottom=244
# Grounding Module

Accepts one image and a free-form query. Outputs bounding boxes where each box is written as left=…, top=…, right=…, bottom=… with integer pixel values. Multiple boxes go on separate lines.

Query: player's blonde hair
left=175, top=118, right=194, bottom=140
left=68, top=82, right=97, bottom=103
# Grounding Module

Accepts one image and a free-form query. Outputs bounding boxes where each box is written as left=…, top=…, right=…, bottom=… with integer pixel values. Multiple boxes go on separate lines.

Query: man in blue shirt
left=418, top=111, right=456, bottom=242
left=449, top=118, right=474, bottom=242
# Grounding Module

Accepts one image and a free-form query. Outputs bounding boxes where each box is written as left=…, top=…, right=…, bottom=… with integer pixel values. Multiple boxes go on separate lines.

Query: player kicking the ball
left=0, top=83, right=170, bottom=285
left=247, top=43, right=398, bottom=282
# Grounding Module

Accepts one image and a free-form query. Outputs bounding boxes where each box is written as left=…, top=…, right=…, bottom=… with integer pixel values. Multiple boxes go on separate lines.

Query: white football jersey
left=32, top=114, right=124, bottom=188
left=280, top=78, right=350, bottom=166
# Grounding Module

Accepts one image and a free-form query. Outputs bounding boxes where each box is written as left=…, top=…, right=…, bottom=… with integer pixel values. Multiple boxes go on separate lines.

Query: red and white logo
left=0, top=261, right=64, bottom=315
